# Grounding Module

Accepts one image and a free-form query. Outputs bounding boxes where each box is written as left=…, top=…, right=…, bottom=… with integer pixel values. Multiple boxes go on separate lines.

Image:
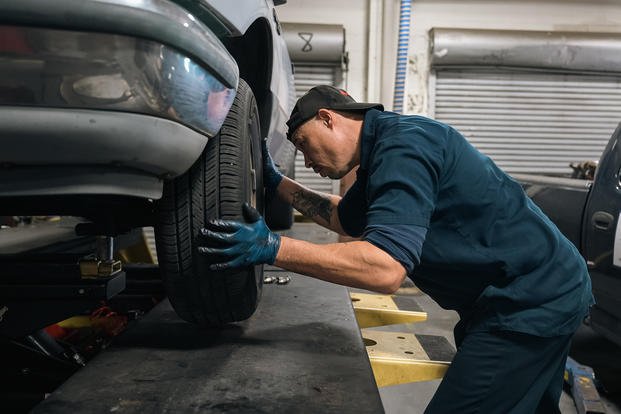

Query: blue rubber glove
left=262, top=137, right=283, bottom=201
left=197, top=202, right=281, bottom=271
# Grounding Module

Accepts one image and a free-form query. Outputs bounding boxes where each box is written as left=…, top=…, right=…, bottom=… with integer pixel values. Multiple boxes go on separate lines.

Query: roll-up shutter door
left=429, top=29, right=621, bottom=176
left=283, top=23, right=345, bottom=194
left=433, top=70, right=621, bottom=175
left=294, top=65, right=339, bottom=99
left=293, top=65, right=340, bottom=194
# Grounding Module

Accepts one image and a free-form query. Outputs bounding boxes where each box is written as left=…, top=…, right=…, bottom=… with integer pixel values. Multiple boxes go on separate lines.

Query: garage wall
left=406, top=0, right=621, bottom=115
left=277, top=0, right=399, bottom=102
left=276, top=1, right=365, bottom=100
left=279, top=0, right=621, bottom=113
left=277, top=0, right=397, bottom=195
left=278, top=0, right=621, bottom=177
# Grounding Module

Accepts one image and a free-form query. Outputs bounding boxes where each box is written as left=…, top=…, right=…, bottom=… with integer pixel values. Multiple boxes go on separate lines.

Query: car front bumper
left=0, top=23, right=236, bottom=199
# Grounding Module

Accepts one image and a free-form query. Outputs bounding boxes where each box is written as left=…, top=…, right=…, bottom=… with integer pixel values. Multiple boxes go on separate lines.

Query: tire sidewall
left=155, top=79, right=265, bottom=326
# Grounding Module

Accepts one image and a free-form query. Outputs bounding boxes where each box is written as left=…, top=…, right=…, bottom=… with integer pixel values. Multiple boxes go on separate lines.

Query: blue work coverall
left=338, top=109, right=594, bottom=413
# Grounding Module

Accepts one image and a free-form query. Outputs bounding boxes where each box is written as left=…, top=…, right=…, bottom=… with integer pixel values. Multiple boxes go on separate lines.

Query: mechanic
left=198, top=85, right=594, bottom=413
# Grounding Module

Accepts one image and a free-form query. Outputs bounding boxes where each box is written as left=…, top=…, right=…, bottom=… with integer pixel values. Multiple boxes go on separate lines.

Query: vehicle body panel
left=0, top=0, right=239, bottom=88
left=200, top=0, right=296, bottom=174
left=582, top=124, right=621, bottom=346
left=515, top=174, right=591, bottom=249
left=516, top=124, right=621, bottom=346
left=0, top=26, right=235, bottom=138
left=0, top=0, right=296, bottom=201
left=206, top=0, right=269, bottom=35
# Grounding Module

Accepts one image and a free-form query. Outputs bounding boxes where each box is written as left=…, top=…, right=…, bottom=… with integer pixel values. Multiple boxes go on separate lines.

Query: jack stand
left=79, top=236, right=122, bottom=278
left=0, top=253, right=126, bottom=337
left=350, top=291, right=454, bottom=387
left=565, top=356, right=607, bottom=414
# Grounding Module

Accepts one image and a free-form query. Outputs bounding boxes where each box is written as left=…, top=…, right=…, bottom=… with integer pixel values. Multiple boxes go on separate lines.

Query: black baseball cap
left=286, top=85, right=383, bottom=139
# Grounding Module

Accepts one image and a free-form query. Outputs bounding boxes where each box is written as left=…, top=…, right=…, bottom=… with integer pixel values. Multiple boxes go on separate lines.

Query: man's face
left=290, top=116, right=352, bottom=180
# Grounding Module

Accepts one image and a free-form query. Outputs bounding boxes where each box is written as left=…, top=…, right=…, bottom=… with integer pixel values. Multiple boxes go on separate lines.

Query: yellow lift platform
left=350, top=291, right=455, bottom=388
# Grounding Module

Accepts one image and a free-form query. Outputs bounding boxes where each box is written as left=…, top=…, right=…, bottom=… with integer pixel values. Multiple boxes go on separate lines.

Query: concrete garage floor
left=285, top=223, right=621, bottom=414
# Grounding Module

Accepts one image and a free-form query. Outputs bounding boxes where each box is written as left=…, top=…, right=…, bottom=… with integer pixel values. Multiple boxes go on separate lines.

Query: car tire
left=155, top=79, right=264, bottom=326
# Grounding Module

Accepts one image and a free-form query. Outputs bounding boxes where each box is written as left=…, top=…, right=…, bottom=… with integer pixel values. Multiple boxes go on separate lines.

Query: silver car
left=0, top=0, right=297, bottom=326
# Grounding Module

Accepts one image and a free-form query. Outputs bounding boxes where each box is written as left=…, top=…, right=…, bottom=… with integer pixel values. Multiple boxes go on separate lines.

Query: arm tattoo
left=291, top=189, right=333, bottom=223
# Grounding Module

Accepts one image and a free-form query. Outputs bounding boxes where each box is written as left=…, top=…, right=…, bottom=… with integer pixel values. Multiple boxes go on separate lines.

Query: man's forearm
left=274, top=236, right=406, bottom=294
left=276, top=177, right=345, bottom=234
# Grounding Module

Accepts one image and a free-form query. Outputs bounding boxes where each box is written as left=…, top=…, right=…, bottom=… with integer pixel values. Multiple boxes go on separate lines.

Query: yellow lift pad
left=350, top=292, right=427, bottom=328
left=350, top=291, right=454, bottom=387
left=362, top=329, right=450, bottom=387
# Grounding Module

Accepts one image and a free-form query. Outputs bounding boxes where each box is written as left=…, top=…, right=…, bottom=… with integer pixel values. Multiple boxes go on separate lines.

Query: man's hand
left=197, top=202, right=281, bottom=271
left=262, top=137, right=283, bottom=200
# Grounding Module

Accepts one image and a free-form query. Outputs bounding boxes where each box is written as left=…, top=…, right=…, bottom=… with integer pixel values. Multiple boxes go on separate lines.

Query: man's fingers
left=199, top=228, right=237, bottom=244
left=208, top=256, right=251, bottom=271
left=242, top=202, right=261, bottom=223
left=209, top=262, right=230, bottom=271
left=197, top=246, right=222, bottom=255
left=197, top=245, right=240, bottom=257
left=204, top=219, right=242, bottom=232
left=262, top=137, right=270, bottom=154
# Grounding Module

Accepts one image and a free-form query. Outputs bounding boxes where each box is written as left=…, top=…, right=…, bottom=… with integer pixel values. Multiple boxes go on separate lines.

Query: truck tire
left=155, top=79, right=264, bottom=326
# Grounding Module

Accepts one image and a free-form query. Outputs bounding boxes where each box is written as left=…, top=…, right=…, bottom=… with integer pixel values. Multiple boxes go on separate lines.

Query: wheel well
left=223, top=18, right=273, bottom=139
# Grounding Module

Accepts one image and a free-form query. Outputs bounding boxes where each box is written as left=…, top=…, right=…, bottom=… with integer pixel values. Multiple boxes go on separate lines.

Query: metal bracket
left=79, top=235, right=122, bottom=278
left=79, top=256, right=122, bottom=278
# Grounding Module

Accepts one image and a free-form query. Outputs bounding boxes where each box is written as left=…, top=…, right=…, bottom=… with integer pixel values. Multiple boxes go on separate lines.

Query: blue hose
left=393, top=0, right=411, bottom=114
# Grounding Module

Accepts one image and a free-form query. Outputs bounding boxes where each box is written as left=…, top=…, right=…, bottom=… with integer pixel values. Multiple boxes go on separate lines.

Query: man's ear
left=316, top=108, right=333, bottom=128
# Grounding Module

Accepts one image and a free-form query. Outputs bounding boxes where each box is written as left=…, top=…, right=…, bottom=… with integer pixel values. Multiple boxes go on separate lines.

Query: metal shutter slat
left=292, top=63, right=339, bottom=194
left=442, top=119, right=617, bottom=128
left=433, top=70, right=621, bottom=175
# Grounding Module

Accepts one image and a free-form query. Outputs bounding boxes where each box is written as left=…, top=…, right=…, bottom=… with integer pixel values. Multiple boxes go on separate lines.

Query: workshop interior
left=0, top=0, right=620, bottom=413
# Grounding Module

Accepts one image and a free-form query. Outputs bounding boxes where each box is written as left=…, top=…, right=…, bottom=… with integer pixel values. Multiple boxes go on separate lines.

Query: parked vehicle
left=0, top=0, right=296, bottom=326
left=515, top=123, right=621, bottom=347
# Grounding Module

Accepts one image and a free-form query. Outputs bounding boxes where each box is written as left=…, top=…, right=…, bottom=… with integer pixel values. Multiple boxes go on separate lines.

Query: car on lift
left=0, top=0, right=296, bottom=328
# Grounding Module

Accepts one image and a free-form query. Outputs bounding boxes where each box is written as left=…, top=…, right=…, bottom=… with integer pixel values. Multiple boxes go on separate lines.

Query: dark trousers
left=425, top=330, right=572, bottom=414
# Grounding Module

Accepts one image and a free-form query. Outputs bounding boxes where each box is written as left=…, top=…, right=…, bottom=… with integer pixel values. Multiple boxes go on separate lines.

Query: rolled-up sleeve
left=364, top=224, right=427, bottom=274
left=338, top=174, right=367, bottom=237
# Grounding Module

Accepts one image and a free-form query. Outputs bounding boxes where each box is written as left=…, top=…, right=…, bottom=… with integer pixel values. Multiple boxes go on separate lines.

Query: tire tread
left=154, top=79, right=263, bottom=326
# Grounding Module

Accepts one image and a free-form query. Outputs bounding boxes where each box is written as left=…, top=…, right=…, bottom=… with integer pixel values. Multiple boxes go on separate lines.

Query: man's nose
left=303, top=152, right=311, bottom=168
